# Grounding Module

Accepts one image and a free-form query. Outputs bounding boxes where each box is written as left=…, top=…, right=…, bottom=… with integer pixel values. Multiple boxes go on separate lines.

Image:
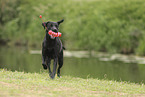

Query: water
left=0, top=46, right=145, bottom=83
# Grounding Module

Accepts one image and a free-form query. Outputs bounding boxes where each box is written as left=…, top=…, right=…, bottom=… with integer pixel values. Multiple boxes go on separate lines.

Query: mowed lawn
left=0, top=69, right=145, bottom=97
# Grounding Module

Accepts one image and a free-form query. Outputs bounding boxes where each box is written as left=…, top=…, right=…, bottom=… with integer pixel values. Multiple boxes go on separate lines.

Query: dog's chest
left=43, top=37, right=61, bottom=58
left=45, top=48, right=57, bottom=58
left=45, top=43, right=60, bottom=59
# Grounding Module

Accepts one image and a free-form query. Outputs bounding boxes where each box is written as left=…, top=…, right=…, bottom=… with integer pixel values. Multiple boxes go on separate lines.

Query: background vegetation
left=0, top=0, right=145, bottom=55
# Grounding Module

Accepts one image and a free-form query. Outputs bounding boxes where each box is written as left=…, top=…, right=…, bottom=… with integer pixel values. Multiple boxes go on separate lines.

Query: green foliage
left=136, top=36, right=145, bottom=56
left=0, top=0, right=145, bottom=55
left=0, top=0, right=20, bottom=24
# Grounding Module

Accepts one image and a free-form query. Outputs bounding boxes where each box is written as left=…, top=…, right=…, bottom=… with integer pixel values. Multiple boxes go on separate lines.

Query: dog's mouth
left=50, top=34, right=55, bottom=39
left=48, top=30, right=58, bottom=39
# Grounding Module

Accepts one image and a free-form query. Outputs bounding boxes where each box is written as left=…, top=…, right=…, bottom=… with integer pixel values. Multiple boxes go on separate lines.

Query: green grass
left=0, top=69, right=145, bottom=97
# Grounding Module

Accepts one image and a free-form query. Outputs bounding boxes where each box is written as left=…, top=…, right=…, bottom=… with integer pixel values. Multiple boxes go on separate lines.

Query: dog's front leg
left=50, top=58, right=58, bottom=79
left=42, top=48, right=47, bottom=69
left=46, top=58, right=52, bottom=76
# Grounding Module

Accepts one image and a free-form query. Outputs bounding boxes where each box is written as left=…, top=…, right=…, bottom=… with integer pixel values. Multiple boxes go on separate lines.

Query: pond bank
left=30, top=50, right=145, bottom=64
left=1, top=46, right=145, bottom=83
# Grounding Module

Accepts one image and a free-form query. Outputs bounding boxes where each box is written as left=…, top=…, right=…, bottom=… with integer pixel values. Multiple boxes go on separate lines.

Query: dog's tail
left=63, top=46, right=66, bottom=50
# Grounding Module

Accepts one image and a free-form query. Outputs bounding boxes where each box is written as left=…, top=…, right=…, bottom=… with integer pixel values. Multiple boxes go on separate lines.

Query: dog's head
left=42, top=19, right=64, bottom=39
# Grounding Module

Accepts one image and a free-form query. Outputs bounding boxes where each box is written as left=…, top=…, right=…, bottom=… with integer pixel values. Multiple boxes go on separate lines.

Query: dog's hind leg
left=57, top=61, right=63, bottom=78
left=57, top=51, right=63, bottom=78
left=42, top=51, right=47, bottom=69
left=50, top=58, right=58, bottom=79
left=46, top=58, right=52, bottom=76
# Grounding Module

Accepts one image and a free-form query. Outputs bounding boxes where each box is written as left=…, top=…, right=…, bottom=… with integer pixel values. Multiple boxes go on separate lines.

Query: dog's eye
left=50, top=24, right=53, bottom=27
left=55, top=25, right=58, bottom=27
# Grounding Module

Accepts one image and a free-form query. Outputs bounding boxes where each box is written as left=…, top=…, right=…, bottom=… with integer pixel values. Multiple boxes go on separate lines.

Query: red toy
left=39, top=15, right=62, bottom=37
left=39, top=15, right=42, bottom=18
left=48, top=30, right=61, bottom=37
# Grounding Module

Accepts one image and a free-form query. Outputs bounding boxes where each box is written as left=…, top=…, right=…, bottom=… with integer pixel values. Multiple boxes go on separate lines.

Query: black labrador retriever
left=41, top=19, right=64, bottom=79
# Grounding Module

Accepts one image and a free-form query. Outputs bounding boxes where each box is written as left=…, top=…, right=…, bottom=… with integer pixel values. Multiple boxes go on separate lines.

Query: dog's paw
left=42, top=64, right=47, bottom=70
left=57, top=74, right=60, bottom=78
left=49, top=73, right=55, bottom=79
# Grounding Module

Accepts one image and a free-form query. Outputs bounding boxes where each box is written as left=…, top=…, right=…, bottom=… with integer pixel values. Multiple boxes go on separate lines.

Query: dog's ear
left=42, top=22, right=46, bottom=29
left=57, top=19, right=64, bottom=25
left=42, top=22, right=49, bottom=29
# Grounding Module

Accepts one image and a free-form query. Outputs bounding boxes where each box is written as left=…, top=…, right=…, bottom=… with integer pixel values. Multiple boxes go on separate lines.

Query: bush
left=0, top=0, right=145, bottom=55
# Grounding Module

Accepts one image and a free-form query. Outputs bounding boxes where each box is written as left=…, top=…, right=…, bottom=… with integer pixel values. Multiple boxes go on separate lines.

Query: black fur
left=41, top=19, right=64, bottom=79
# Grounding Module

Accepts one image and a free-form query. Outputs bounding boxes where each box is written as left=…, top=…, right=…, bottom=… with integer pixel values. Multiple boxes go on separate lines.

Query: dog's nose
left=52, top=29, right=58, bottom=32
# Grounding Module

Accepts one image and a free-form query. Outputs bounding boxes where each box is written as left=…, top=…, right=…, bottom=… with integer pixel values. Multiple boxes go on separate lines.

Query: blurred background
left=0, top=0, right=145, bottom=83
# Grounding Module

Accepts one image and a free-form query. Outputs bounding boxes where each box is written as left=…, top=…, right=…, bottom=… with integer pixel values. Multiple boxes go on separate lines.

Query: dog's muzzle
left=50, top=34, right=55, bottom=39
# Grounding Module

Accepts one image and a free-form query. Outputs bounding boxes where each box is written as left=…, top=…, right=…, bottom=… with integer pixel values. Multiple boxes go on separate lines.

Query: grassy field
left=0, top=69, right=145, bottom=97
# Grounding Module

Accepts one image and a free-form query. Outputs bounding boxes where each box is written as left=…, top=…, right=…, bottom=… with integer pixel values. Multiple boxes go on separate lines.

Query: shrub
left=0, top=0, right=145, bottom=55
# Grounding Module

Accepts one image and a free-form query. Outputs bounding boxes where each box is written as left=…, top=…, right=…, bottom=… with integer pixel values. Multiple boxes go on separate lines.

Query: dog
left=41, top=19, right=64, bottom=79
